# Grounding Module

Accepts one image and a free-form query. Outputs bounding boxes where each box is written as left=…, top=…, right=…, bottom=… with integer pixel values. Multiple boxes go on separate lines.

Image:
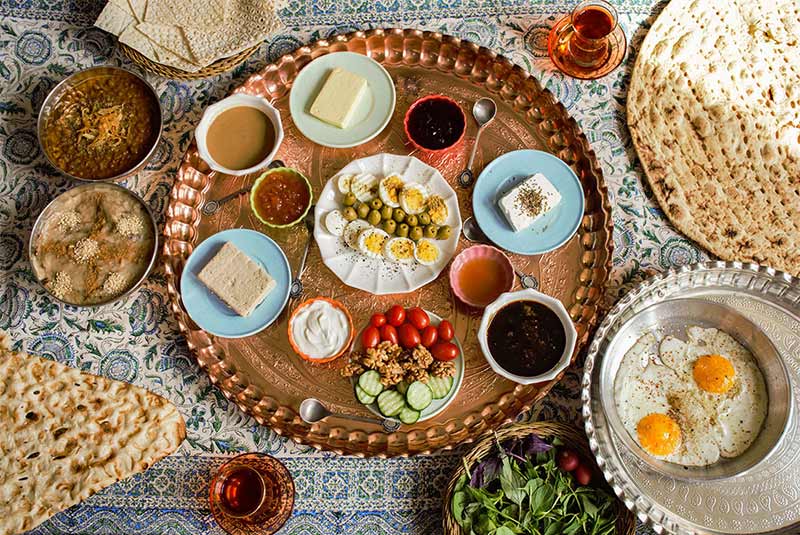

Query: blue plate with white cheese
left=472, top=150, right=585, bottom=256
left=180, top=229, right=291, bottom=338
left=289, top=52, right=396, bottom=149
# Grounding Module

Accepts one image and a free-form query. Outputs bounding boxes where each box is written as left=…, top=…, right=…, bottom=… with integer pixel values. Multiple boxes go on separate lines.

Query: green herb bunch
left=451, top=434, right=618, bottom=535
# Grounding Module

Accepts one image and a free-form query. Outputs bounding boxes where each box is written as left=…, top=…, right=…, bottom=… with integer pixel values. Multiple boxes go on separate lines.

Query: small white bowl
left=195, top=93, right=284, bottom=176
left=477, top=289, right=578, bottom=384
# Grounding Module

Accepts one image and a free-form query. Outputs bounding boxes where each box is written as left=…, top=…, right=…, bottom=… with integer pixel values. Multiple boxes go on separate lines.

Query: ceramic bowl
left=477, top=289, right=578, bottom=384
left=288, top=297, right=354, bottom=364
left=449, top=245, right=514, bottom=308
left=249, top=167, right=313, bottom=228
left=403, top=95, right=466, bottom=154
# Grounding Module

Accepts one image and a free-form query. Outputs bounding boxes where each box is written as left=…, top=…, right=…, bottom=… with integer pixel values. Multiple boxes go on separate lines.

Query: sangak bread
left=0, top=332, right=186, bottom=535
left=628, top=0, right=800, bottom=275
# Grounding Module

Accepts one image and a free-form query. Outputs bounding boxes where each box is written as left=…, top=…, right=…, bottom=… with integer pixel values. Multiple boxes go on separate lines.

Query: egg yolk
left=693, top=354, right=735, bottom=394
left=636, top=413, right=681, bottom=456
left=365, top=234, right=385, bottom=252
left=417, top=241, right=438, bottom=262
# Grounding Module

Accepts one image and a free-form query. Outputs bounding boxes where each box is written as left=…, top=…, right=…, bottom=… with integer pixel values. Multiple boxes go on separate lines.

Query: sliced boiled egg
left=350, top=173, right=379, bottom=202
left=383, top=237, right=416, bottom=264
left=426, top=194, right=448, bottom=225
left=378, top=174, right=405, bottom=208
left=399, top=182, right=428, bottom=215
left=324, top=210, right=348, bottom=236
left=336, top=174, right=354, bottom=194
left=344, top=220, right=371, bottom=249
left=414, top=238, right=441, bottom=265
left=358, top=228, right=389, bottom=259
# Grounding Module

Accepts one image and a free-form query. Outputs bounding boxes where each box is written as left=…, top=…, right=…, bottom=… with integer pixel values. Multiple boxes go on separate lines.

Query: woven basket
left=442, top=422, right=636, bottom=535
left=120, top=43, right=259, bottom=80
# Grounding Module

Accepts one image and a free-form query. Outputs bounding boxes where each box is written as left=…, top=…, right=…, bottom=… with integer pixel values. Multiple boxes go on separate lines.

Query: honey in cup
left=206, top=106, right=276, bottom=171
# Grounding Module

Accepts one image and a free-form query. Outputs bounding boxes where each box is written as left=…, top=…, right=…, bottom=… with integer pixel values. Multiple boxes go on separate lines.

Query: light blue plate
left=180, top=229, right=291, bottom=338
left=472, top=150, right=585, bottom=255
left=289, top=51, right=396, bottom=148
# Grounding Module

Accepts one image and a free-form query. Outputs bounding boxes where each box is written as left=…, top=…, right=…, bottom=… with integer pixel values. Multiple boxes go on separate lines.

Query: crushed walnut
left=342, top=340, right=455, bottom=387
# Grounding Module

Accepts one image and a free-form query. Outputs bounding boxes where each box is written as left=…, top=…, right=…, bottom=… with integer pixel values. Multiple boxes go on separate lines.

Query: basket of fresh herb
left=443, top=421, right=635, bottom=535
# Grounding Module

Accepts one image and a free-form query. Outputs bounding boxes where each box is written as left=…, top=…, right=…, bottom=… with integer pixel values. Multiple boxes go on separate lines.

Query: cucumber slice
left=395, top=380, right=409, bottom=395
left=358, top=370, right=383, bottom=397
left=355, top=385, right=376, bottom=405
left=428, top=376, right=453, bottom=399
left=398, top=405, right=420, bottom=424
left=405, top=381, right=433, bottom=411
left=377, top=390, right=405, bottom=417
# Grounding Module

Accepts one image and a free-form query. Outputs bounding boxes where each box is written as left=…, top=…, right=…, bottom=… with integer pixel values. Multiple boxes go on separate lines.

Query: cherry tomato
left=398, top=323, right=422, bottom=349
left=420, top=325, right=438, bottom=348
left=437, top=320, right=454, bottom=342
left=557, top=449, right=580, bottom=472
left=370, top=313, right=387, bottom=328
left=574, top=463, right=592, bottom=486
left=361, top=326, right=380, bottom=349
left=431, top=341, right=459, bottom=361
left=387, top=305, right=406, bottom=326
left=406, top=307, right=430, bottom=330
left=379, top=324, right=399, bottom=345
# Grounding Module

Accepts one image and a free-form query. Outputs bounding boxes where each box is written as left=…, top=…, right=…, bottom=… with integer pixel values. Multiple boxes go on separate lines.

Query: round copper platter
left=164, top=29, right=613, bottom=457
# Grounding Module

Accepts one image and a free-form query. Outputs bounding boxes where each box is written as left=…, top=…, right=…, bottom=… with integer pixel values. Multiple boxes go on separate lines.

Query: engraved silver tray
left=582, top=262, right=800, bottom=535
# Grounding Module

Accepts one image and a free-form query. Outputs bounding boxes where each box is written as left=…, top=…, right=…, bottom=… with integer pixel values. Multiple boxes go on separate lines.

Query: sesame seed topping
left=49, top=271, right=73, bottom=300
left=102, top=272, right=127, bottom=296
left=57, top=211, right=81, bottom=233
left=116, top=214, right=144, bottom=238
left=72, top=238, right=99, bottom=263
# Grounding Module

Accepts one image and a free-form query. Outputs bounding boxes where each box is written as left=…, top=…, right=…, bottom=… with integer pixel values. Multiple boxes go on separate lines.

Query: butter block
left=309, top=68, right=368, bottom=128
left=198, top=242, right=276, bottom=317
left=498, top=173, right=562, bottom=232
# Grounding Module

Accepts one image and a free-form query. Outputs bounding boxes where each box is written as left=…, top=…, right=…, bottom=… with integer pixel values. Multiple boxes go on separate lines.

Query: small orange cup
left=288, top=297, right=354, bottom=363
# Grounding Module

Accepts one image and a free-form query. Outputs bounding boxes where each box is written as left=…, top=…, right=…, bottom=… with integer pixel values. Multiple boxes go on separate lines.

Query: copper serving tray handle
left=164, top=28, right=613, bottom=457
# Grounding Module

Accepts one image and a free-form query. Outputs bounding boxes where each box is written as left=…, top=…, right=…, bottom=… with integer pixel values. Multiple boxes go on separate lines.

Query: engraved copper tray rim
left=163, top=28, right=613, bottom=457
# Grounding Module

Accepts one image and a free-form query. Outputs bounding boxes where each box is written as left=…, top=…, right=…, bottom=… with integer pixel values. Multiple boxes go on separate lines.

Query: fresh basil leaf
left=452, top=490, right=468, bottom=521
left=471, top=456, right=502, bottom=488
left=521, top=433, right=552, bottom=456
left=543, top=520, right=563, bottom=535
left=580, top=493, right=599, bottom=518
left=476, top=512, right=497, bottom=534
left=495, top=525, right=518, bottom=535
left=563, top=516, right=583, bottom=535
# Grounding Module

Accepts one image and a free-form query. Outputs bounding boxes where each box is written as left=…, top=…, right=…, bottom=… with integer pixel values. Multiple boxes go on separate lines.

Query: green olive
left=393, top=208, right=406, bottom=223
left=342, top=207, right=358, bottom=221
left=382, top=220, right=397, bottom=235
left=424, top=225, right=439, bottom=239
left=437, top=225, right=452, bottom=240
left=343, top=192, right=357, bottom=206
left=409, top=226, right=424, bottom=241
left=356, top=202, right=370, bottom=219
left=370, top=198, right=383, bottom=211
left=396, top=223, right=410, bottom=238
left=368, top=210, right=382, bottom=226
left=381, top=206, right=394, bottom=220
left=406, top=214, right=419, bottom=227
left=418, top=213, right=431, bottom=226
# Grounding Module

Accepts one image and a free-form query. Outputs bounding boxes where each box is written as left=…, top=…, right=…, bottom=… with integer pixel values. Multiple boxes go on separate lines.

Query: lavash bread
left=628, top=0, right=800, bottom=275
left=0, top=332, right=186, bottom=535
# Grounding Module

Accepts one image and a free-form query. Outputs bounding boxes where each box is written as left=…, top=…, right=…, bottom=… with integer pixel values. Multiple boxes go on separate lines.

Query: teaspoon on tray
left=300, top=398, right=401, bottom=433
left=201, top=159, right=286, bottom=216
left=457, top=98, right=497, bottom=189
left=462, top=217, right=538, bottom=290
left=289, top=207, right=315, bottom=299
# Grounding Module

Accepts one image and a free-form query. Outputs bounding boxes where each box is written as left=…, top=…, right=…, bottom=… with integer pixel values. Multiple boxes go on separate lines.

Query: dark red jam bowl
left=403, top=95, right=466, bottom=153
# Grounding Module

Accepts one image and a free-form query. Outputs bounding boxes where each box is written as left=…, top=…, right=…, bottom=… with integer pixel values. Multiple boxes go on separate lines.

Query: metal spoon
left=300, top=398, right=401, bottom=433
left=289, top=206, right=315, bottom=299
left=462, top=217, right=539, bottom=290
left=457, top=98, right=497, bottom=189
left=201, top=159, right=286, bottom=216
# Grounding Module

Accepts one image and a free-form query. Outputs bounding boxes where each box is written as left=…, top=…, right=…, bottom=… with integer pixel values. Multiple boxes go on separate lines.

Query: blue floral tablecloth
left=0, top=1, right=693, bottom=533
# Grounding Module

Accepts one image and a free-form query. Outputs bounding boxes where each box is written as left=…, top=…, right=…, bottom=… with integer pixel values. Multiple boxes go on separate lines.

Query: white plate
left=313, top=153, right=462, bottom=295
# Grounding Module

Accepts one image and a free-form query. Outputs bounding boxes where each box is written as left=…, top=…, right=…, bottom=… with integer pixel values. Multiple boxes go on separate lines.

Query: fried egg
left=343, top=220, right=371, bottom=249
left=357, top=228, right=389, bottom=259
left=413, top=238, right=440, bottom=265
left=350, top=173, right=379, bottom=202
left=336, top=174, right=355, bottom=194
left=324, top=210, right=348, bottom=236
left=399, top=183, right=428, bottom=215
left=426, top=194, right=448, bottom=225
left=383, top=237, right=415, bottom=263
left=378, top=174, right=405, bottom=208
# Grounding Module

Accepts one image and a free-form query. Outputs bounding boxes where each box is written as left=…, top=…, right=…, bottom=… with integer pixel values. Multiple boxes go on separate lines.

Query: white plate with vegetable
left=350, top=311, right=464, bottom=424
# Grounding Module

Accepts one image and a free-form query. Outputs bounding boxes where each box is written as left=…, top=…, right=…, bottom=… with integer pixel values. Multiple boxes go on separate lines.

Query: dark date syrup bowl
left=403, top=95, right=466, bottom=152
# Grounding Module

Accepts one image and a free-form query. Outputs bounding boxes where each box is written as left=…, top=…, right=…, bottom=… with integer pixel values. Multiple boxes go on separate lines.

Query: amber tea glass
left=568, top=1, right=618, bottom=67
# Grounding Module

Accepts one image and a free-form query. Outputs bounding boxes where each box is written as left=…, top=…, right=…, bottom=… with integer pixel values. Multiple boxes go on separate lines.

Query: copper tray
left=164, top=29, right=613, bottom=457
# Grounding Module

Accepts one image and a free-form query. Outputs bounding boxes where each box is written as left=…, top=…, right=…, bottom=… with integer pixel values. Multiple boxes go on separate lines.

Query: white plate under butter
left=289, top=52, right=396, bottom=148
left=314, top=153, right=462, bottom=295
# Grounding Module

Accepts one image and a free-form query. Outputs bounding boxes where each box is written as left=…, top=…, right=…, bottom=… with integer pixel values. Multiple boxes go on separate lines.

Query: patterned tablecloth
left=0, top=0, right=694, bottom=533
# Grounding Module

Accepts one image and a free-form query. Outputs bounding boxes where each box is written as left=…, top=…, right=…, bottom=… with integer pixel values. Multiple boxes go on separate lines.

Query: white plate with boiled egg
left=313, top=153, right=462, bottom=295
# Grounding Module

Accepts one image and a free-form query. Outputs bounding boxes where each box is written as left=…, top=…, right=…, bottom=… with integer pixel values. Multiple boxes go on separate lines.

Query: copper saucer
left=209, top=453, right=295, bottom=535
left=547, top=15, right=627, bottom=80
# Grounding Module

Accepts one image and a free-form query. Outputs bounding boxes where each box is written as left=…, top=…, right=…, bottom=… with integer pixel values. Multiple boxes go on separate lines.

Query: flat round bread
left=0, top=332, right=186, bottom=535
left=628, top=0, right=800, bottom=275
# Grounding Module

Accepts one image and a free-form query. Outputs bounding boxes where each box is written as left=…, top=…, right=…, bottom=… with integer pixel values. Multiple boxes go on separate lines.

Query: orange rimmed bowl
left=288, top=297, right=354, bottom=363
left=403, top=94, right=466, bottom=154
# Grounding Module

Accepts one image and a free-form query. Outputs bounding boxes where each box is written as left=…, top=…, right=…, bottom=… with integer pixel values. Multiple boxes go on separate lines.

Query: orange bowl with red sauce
left=249, top=167, right=313, bottom=228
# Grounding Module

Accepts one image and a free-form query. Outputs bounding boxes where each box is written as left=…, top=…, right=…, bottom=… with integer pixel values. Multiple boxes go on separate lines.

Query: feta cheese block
left=498, top=173, right=562, bottom=232
left=197, top=242, right=276, bottom=316
left=309, top=67, right=368, bottom=128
